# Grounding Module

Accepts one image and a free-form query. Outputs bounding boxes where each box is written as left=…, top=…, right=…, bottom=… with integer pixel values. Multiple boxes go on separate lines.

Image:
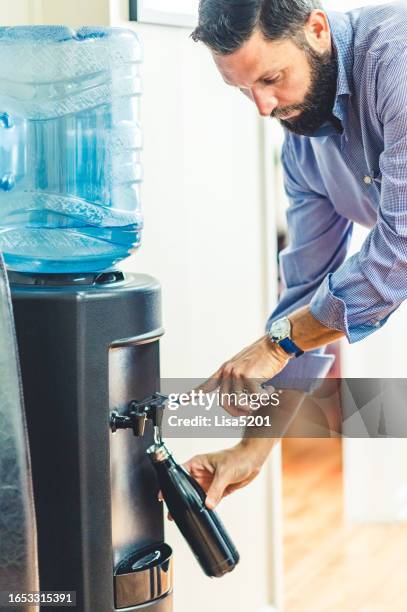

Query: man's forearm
left=289, top=305, right=344, bottom=351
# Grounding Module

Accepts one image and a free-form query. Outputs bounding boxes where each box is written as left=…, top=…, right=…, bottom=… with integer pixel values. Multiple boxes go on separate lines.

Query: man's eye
left=263, top=77, right=279, bottom=85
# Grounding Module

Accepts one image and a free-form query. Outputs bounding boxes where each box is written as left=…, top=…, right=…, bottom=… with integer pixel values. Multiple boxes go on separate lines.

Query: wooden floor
left=282, top=439, right=407, bottom=612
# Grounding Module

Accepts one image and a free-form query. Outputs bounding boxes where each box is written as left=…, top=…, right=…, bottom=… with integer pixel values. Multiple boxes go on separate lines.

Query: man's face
left=213, top=14, right=338, bottom=136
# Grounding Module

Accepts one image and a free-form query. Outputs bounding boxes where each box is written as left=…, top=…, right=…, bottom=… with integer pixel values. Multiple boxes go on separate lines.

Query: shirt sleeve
left=267, top=136, right=353, bottom=390
left=310, top=50, right=407, bottom=343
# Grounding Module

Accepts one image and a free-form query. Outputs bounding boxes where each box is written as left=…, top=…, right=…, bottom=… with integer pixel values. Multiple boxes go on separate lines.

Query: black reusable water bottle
left=147, top=442, right=240, bottom=578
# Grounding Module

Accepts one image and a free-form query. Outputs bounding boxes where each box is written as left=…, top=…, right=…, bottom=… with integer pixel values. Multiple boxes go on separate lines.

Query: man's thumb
left=205, top=469, right=229, bottom=509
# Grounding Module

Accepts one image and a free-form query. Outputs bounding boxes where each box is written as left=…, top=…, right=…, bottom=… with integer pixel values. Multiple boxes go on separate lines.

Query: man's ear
left=304, top=10, right=331, bottom=53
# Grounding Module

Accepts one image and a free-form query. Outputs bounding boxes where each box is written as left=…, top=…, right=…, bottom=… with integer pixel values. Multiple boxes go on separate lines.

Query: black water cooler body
left=9, top=271, right=173, bottom=612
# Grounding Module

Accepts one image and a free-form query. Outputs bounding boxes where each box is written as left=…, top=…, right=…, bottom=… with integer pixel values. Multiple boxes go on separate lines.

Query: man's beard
left=271, top=43, right=339, bottom=137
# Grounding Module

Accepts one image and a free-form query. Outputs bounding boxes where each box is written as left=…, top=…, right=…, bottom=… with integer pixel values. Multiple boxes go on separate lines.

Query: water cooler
left=9, top=269, right=173, bottom=611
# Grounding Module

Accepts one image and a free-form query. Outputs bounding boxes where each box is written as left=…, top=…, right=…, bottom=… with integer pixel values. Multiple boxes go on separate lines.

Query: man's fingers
left=261, top=380, right=276, bottom=393
left=221, top=371, right=252, bottom=414
left=183, top=454, right=214, bottom=475
left=205, top=468, right=231, bottom=509
left=194, top=368, right=223, bottom=395
left=219, top=371, right=233, bottom=411
left=242, top=376, right=265, bottom=396
left=182, top=460, right=193, bottom=474
left=224, top=476, right=257, bottom=496
left=231, top=372, right=245, bottom=401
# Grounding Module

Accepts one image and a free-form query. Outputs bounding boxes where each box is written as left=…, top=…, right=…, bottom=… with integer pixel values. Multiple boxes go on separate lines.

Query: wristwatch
left=268, top=317, right=304, bottom=358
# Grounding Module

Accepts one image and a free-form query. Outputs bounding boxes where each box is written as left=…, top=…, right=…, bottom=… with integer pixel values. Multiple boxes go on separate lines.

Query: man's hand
left=184, top=438, right=275, bottom=509
left=197, top=335, right=290, bottom=415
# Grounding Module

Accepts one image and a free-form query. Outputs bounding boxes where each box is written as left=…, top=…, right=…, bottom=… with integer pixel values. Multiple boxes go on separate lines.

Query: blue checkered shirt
left=269, top=3, right=407, bottom=386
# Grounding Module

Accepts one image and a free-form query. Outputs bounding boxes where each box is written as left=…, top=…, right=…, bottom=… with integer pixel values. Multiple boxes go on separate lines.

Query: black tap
left=110, top=392, right=168, bottom=440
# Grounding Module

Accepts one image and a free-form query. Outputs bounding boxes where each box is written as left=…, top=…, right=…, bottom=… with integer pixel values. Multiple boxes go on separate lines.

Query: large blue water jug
left=0, top=26, right=142, bottom=273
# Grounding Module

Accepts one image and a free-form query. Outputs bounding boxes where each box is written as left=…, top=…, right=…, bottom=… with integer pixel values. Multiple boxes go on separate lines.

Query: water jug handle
left=0, top=112, right=17, bottom=192
left=0, top=112, right=14, bottom=129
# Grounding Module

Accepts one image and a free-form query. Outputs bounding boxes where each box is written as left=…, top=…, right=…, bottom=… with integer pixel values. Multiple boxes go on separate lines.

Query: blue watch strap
left=279, top=337, right=304, bottom=358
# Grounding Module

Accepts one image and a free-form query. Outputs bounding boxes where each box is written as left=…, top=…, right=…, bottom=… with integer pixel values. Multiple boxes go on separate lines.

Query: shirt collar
left=327, top=10, right=354, bottom=118
left=310, top=11, right=354, bottom=138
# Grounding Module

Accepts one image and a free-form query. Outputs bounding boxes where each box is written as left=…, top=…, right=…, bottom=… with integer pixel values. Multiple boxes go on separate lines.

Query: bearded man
left=183, top=1, right=407, bottom=508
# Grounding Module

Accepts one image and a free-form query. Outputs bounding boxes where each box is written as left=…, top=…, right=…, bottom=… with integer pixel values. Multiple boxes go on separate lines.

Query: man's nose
left=250, top=88, right=278, bottom=117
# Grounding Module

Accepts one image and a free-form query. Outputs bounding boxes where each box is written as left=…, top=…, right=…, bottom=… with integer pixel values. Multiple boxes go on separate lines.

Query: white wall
left=34, top=0, right=110, bottom=26
left=2, top=0, right=32, bottom=23
left=0, top=0, right=110, bottom=25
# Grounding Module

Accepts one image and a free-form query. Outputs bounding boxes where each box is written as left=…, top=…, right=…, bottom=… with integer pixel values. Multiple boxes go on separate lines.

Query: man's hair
left=191, top=0, right=323, bottom=54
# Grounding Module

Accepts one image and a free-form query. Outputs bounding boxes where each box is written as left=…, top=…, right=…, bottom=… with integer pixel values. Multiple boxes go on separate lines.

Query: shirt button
left=364, top=175, right=373, bottom=185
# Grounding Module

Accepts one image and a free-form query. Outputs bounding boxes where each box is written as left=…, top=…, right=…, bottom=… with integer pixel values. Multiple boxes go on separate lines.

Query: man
left=184, top=0, right=407, bottom=509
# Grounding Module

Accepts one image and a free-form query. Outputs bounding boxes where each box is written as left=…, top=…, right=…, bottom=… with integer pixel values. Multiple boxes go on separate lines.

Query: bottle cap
left=147, top=442, right=171, bottom=463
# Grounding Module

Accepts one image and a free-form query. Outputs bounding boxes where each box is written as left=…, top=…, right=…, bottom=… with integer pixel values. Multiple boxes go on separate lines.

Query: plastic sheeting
left=0, top=253, right=38, bottom=611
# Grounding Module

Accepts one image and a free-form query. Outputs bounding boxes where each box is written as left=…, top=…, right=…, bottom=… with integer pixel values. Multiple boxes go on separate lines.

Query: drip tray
left=114, top=543, right=173, bottom=609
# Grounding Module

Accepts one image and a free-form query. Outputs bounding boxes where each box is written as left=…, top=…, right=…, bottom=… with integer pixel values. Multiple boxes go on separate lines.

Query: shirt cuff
left=266, top=349, right=335, bottom=393
left=309, top=273, right=392, bottom=343
left=310, top=273, right=350, bottom=338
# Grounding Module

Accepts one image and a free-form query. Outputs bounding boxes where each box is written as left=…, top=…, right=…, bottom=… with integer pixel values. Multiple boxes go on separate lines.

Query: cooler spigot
left=109, top=393, right=168, bottom=441
left=109, top=410, right=147, bottom=436
left=109, top=411, right=132, bottom=433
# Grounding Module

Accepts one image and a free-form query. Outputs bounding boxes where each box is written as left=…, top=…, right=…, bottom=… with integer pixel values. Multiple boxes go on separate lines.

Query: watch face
left=271, top=317, right=291, bottom=341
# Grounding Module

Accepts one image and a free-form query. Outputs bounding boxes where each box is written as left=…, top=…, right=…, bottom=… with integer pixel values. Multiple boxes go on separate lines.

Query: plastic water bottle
left=0, top=26, right=143, bottom=274
left=147, top=442, right=240, bottom=578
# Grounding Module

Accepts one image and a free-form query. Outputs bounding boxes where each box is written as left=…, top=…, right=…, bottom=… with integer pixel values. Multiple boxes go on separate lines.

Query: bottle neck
left=147, top=442, right=173, bottom=464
